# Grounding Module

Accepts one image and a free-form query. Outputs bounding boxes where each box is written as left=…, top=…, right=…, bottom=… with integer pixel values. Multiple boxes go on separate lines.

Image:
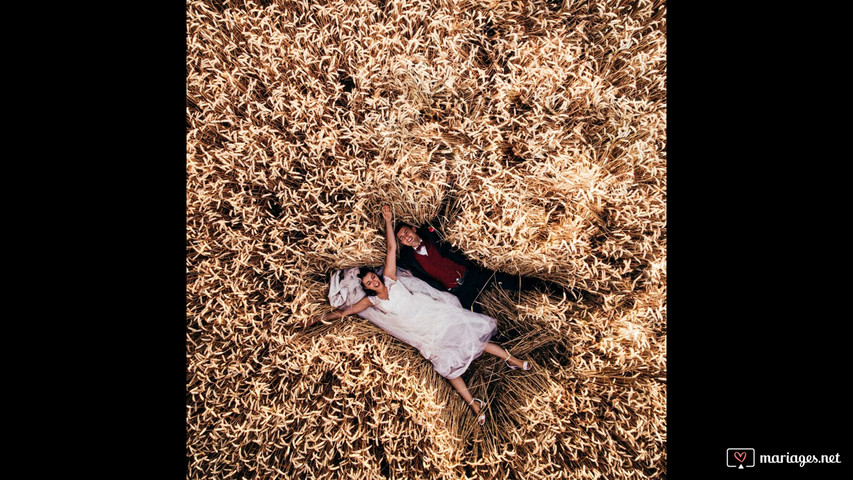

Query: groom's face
left=396, top=226, right=420, bottom=247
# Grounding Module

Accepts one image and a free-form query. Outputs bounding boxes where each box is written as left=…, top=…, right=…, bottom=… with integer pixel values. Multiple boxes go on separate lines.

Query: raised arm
left=381, top=205, right=397, bottom=281
left=301, top=296, right=372, bottom=328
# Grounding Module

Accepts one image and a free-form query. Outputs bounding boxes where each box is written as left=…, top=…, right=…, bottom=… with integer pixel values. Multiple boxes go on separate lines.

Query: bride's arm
left=381, top=205, right=397, bottom=281
left=301, top=296, right=372, bottom=328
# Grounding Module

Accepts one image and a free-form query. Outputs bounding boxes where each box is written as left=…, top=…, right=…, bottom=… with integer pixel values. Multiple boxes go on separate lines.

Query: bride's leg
left=448, top=377, right=479, bottom=414
left=483, top=342, right=528, bottom=369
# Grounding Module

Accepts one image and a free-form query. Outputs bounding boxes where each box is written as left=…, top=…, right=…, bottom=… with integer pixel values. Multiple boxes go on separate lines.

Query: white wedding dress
left=366, top=277, right=497, bottom=379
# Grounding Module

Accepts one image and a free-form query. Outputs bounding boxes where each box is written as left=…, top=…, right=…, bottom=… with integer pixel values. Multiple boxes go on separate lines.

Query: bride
left=304, top=205, right=531, bottom=425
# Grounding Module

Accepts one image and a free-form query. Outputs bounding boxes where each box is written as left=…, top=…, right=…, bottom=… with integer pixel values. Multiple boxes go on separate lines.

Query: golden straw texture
left=187, top=0, right=665, bottom=478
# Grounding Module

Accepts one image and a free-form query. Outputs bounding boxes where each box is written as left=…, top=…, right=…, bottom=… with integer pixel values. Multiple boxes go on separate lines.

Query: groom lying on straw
left=393, top=220, right=583, bottom=313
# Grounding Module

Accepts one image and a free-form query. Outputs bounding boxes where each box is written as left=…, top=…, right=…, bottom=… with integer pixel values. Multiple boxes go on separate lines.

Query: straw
left=187, top=0, right=666, bottom=477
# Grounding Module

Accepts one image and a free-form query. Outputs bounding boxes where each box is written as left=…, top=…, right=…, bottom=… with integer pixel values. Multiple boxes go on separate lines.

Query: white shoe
left=469, top=398, right=486, bottom=426
left=504, top=353, right=531, bottom=371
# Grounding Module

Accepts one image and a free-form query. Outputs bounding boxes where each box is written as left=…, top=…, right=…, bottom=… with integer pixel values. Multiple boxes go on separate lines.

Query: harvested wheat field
left=187, top=0, right=666, bottom=478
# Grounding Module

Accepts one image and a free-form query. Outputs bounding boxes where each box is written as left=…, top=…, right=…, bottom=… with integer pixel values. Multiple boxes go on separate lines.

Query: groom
left=394, top=221, right=582, bottom=312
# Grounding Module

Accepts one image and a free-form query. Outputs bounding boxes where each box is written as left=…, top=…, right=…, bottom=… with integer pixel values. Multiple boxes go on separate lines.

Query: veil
left=328, top=266, right=463, bottom=349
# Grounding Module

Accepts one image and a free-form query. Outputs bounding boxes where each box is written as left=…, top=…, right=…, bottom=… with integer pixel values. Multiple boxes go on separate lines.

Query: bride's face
left=361, top=271, right=383, bottom=291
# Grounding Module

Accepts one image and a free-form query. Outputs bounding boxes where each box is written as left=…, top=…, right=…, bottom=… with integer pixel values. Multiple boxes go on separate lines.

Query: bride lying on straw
left=304, top=205, right=531, bottom=426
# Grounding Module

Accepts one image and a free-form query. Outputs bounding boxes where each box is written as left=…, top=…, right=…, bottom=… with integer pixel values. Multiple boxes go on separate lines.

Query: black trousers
left=450, top=268, right=581, bottom=312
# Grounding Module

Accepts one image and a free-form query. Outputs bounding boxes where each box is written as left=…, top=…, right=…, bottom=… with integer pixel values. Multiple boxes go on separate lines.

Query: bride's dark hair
left=357, top=266, right=382, bottom=296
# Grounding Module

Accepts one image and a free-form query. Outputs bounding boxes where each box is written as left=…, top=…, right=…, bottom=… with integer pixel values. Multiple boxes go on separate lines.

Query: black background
left=669, top=2, right=849, bottom=478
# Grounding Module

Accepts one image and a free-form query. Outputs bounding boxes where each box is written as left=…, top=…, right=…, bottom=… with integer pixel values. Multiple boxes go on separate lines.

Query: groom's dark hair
left=357, top=266, right=382, bottom=296
left=393, top=222, right=414, bottom=237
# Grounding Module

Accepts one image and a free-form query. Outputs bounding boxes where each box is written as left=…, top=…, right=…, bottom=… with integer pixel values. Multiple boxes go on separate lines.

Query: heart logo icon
left=734, top=451, right=747, bottom=463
